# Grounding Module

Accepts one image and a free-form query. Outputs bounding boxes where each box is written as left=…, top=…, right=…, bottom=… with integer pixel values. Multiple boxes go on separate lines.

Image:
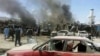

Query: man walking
left=15, top=26, right=21, bottom=46
left=4, top=26, right=9, bottom=40
left=9, top=27, right=15, bottom=41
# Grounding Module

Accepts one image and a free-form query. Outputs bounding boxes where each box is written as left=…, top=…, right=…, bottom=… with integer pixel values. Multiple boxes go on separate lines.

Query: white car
left=93, top=42, right=100, bottom=51
left=50, top=31, right=57, bottom=37
left=57, top=30, right=74, bottom=36
left=67, top=31, right=74, bottom=36
left=77, top=31, right=88, bottom=37
left=57, top=30, right=68, bottom=36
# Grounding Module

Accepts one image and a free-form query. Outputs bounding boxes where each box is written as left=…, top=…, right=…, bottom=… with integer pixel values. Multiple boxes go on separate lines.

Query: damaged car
left=6, top=36, right=100, bottom=56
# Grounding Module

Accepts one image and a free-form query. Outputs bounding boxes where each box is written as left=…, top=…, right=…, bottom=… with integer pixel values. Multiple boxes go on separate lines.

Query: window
left=38, top=40, right=65, bottom=51
left=37, top=39, right=95, bottom=53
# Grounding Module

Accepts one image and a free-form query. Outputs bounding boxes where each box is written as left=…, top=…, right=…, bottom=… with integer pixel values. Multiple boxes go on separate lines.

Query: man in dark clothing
left=15, top=26, right=21, bottom=46
left=9, top=27, right=15, bottom=41
left=37, top=26, right=41, bottom=36
left=73, top=41, right=86, bottom=52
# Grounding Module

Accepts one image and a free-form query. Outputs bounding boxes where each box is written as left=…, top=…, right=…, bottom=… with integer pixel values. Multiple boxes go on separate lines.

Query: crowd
left=3, top=25, right=41, bottom=46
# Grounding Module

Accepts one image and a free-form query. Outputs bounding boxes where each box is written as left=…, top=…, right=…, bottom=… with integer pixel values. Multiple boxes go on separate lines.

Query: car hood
left=10, top=43, right=37, bottom=51
left=93, top=42, right=100, bottom=47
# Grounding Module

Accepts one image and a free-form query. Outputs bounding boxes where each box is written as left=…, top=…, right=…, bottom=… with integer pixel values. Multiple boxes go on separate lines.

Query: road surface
left=0, top=34, right=49, bottom=55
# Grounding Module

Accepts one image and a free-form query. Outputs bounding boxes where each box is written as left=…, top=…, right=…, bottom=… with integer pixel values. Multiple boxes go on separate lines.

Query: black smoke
left=0, top=0, right=74, bottom=26
left=29, top=0, right=74, bottom=24
left=62, top=5, right=73, bottom=22
left=0, top=0, right=36, bottom=26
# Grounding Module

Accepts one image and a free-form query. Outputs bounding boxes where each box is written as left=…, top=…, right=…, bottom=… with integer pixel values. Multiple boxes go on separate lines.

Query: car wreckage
left=6, top=36, right=100, bottom=56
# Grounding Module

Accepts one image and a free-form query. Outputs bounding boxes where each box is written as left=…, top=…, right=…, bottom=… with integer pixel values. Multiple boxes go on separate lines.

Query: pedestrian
left=3, top=26, right=9, bottom=40
left=15, top=26, right=21, bottom=46
left=9, top=27, right=15, bottom=41
left=26, top=28, right=33, bottom=43
left=19, top=26, right=23, bottom=37
left=37, top=26, right=41, bottom=36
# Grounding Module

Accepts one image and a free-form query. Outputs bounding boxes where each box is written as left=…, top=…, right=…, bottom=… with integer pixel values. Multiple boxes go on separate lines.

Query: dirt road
left=0, top=34, right=49, bottom=55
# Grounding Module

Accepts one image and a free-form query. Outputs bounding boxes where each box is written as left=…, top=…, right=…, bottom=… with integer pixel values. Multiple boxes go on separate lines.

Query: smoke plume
left=0, top=0, right=74, bottom=26
left=0, top=0, right=36, bottom=26
left=30, top=0, right=73, bottom=24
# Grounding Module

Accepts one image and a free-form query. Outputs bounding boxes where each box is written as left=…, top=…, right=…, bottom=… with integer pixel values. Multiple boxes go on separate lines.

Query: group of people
left=3, top=26, right=23, bottom=46
left=4, top=26, right=15, bottom=41
left=3, top=26, right=35, bottom=46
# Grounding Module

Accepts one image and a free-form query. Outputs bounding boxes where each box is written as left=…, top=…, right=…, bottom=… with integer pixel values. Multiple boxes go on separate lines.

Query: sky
left=70, top=0, right=100, bottom=24
left=0, top=0, right=99, bottom=24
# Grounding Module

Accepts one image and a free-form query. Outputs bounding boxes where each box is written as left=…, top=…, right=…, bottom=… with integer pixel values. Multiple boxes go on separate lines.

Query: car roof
left=51, top=36, right=91, bottom=42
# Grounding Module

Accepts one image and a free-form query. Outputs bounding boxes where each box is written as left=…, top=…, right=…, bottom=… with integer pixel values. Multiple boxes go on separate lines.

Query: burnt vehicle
left=40, top=28, right=51, bottom=36
left=6, top=36, right=100, bottom=56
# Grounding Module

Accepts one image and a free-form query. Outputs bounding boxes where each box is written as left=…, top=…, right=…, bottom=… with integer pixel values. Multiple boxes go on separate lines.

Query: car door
left=53, top=40, right=100, bottom=56
left=33, top=39, right=66, bottom=56
left=33, top=39, right=100, bottom=56
left=54, top=47, right=100, bottom=56
left=55, top=52, right=100, bottom=56
left=33, top=50, right=55, bottom=56
left=33, top=49, right=73, bottom=56
left=59, top=40, right=100, bottom=56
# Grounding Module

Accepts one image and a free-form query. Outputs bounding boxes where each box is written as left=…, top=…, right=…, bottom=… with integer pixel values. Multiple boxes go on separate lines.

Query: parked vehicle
left=57, top=30, right=68, bottom=36
left=6, top=36, right=100, bottom=56
left=77, top=31, right=88, bottom=37
left=50, top=31, right=57, bottom=37
left=67, top=31, right=74, bottom=36
left=40, top=29, right=49, bottom=35
left=57, top=30, right=74, bottom=36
